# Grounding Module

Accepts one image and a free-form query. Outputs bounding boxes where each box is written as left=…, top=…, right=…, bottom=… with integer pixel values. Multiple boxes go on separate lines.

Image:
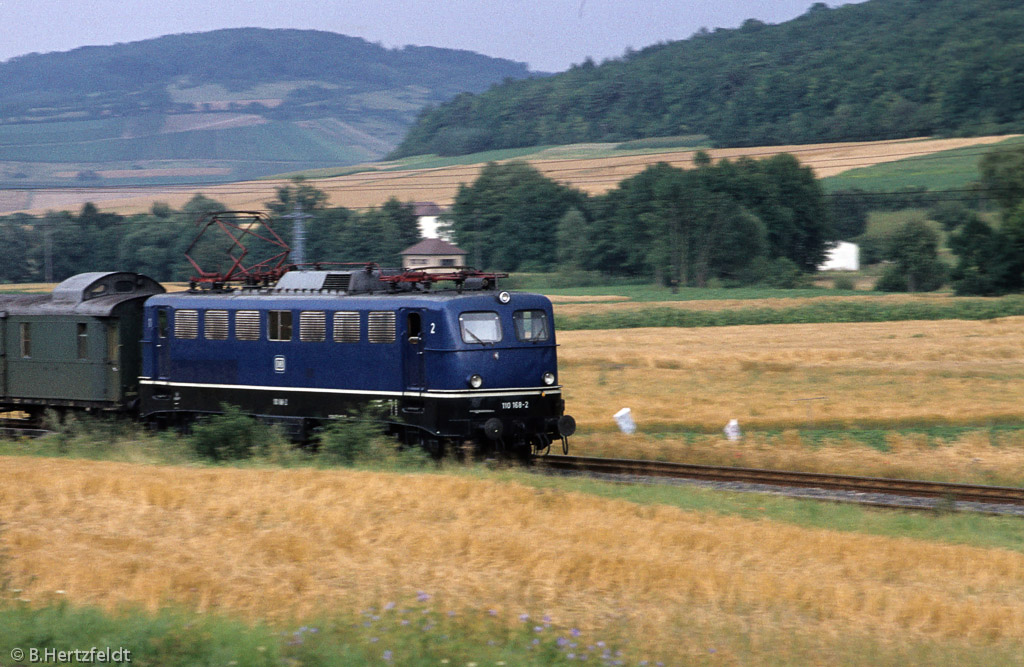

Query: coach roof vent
left=51, top=271, right=164, bottom=304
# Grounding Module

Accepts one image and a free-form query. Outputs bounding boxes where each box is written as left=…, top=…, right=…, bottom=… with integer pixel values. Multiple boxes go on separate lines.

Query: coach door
left=402, top=309, right=426, bottom=391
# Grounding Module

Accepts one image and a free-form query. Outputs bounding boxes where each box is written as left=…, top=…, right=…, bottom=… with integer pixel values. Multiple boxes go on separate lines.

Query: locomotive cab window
left=460, top=311, right=502, bottom=344
left=268, top=310, right=293, bottom=341
left=513, top=310, right=549, bottom=342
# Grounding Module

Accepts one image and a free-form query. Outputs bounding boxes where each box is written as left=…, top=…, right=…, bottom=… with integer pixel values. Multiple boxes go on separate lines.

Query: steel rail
left=537, top=455, right=1024, bottom=506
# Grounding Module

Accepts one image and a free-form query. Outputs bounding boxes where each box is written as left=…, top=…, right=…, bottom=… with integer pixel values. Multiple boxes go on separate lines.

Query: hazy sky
left=0, top=0, right=867, bottom=72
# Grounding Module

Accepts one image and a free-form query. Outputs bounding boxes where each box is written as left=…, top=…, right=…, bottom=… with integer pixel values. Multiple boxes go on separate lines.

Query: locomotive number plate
left=501, top=401, right=530, bottom=410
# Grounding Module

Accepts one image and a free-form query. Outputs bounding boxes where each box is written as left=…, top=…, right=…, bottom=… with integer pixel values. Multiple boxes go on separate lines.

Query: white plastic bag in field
left=724, top=419, right=742, bottom=441
left=613, top=407, right=636, bottom=435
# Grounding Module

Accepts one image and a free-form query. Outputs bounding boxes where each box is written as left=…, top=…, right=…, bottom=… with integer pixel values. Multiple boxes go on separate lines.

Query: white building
left=818, top=241, right=860, bottom=271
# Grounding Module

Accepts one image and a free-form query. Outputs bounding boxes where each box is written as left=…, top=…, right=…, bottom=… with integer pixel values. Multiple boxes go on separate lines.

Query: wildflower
left=417, top=591, right=431, bottom=602
left=534, top=626, right=544, bottom=633
left=488, top=609, right=498, bottom=616
left=448, top=610, right=457, bottom=617
left=519, top=613, right=530, bottom=622
left=382, top=650, right=393, bottom=662
left=370, top=637, right=379, bottom=643
left=384, top=601, right=396, bottom=611
left=400, top=619, right=410, bottom=626
left=571, top=628, right=581, bottom=638
left=543, top=615, right=552, bottom=623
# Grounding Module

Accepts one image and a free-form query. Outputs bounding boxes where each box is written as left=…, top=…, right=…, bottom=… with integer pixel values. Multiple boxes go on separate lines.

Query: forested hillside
left=392, top=0, right=1024, bottom=157
left=0, top=29, right=534, bottom=187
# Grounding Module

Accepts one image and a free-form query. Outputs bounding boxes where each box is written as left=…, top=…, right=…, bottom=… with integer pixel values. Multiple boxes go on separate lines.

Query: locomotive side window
left=460, top=311, right=502, bottom=344
left=333, top=311, right=360, bottom=343
left=20, top=322, right=31, bottom=358
left=174, top=310, right=198, bottom=339
left=268, top=310, right=293, bottom=341
left=204, top=310, right=229, bottom=340
left=235, top=310, right=260, bottom=341
left=77, top=323, right=88, bottom=359
left=513, top=310, right=549, bottom=342
left=368, top=311, right=396, bottom=343
left=300, top=311, right=326, bottom=342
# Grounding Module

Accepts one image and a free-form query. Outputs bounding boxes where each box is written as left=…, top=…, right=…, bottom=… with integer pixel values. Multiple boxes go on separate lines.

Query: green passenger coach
left=0, top=272, right=164, bottom=419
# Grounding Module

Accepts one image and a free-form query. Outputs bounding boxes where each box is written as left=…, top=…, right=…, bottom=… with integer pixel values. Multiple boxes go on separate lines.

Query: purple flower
left=382, top=650, right=393, bottom=662
left=384, top=602, right=396, bottom=611
left=488, top=609, right=498, bottom=616
left=532, top=638, right=540, bottom=646
left=557, top=637, right=570, bottom=648
left=400, top=619, right=410, bottom=626
left=447, top=610, right=456, bottom=617
left=417, top=591, right=431, bottom=602
left=543, top=615, right=552, bottom=623
left=570, top=628, right=581, bottom=638
left=519, top=613, right=530, bottom=622
left=534, top=626, right=544, bottom=633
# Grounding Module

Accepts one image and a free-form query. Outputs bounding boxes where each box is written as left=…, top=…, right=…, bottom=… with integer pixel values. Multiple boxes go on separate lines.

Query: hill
left=0, top=28, right=536, bottom=187
left=392, top=0, right=1024, bottom=158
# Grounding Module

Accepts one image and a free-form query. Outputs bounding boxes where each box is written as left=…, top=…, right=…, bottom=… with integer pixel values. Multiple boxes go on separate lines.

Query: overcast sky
left=0, top=0, right=867, bottom=72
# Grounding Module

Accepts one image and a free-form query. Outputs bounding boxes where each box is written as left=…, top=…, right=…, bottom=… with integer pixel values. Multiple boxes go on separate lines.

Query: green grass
left=0, top=601, right=626, bottom=667
left=512, top=470, right=1024, bottom=553
left=822, top=136, right=1024, bottom=193
left=556, top=296, right=1024, bottom=330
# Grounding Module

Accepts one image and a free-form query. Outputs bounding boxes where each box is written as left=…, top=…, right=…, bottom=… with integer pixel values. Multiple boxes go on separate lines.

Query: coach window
left=107, top=323, right=119, bottom=363
left=75, top=322, right=88, bottom=359
left=173, top=310, right=198, bottom=339
left=513, top=310, right=549, bottom=342
left=269, top=310, right=293, bottom=341
left=300, top=311, right=326, bottom=342
left=459, top=311, right=502, bottom=344
left=20, top=322, right=31, bottom=358
left=235, top=310, right=260, bottom=341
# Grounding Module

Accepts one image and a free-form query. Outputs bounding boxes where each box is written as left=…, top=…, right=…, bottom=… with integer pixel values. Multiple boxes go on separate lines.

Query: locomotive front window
left=268, top=310, right=293, bottom=341
left=460, top=311, right=502, bottom=344
left=513, top=310, right=549, bottom=342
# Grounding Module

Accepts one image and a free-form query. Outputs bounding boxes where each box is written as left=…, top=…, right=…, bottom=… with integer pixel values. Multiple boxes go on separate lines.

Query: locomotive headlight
left=469, top=374, right=484, bottom=389
left=542, top=372, right=556, bottom=386
left=497, top=291, right=511, bottom=304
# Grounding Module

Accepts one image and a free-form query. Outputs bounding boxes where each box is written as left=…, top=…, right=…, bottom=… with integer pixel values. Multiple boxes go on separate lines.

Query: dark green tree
left=876, top=219, right=946, bottom=292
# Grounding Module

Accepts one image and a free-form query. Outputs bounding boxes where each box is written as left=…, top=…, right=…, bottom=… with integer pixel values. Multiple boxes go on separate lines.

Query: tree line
left=392, top=0, right=1024, bottom=158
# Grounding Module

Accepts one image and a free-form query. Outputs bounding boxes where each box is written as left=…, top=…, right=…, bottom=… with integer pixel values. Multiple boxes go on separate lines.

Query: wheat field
left=3, top=456, right=1024, bottom=660
left=12, top=135, right=1015, bottom=216
left=557, top=317, right=1024, bottom=433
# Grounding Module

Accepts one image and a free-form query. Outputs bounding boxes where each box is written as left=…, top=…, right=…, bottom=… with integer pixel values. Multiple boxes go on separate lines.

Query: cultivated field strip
left=537, top=455, right=1024, bottom=513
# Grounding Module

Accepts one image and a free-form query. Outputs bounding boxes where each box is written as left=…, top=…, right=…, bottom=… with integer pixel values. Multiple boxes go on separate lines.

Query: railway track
left=536, top=455, right=1024, bottom=511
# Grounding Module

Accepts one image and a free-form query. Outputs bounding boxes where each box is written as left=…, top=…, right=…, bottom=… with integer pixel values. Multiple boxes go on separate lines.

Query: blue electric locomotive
left=138, top=266, right=575, bottom=455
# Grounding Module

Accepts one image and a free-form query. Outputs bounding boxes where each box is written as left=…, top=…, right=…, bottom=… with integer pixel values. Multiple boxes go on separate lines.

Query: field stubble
left=3, top=456, right=1024, bottom=662
left=559, top=317, right=1024, bottom=433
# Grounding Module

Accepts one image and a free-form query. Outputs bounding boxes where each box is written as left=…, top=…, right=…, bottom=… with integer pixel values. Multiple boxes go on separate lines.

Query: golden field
left=3, top=456, right=1024, bottom=661
left=557, top=317, right=1024, bottom=433
left=8, top=135, right=1014, bottom=216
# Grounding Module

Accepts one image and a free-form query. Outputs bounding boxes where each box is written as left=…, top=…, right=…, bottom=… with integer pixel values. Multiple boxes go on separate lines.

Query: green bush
left=189, top=404, right=268, bottom=461
left=832, top=274, right=856, bottom=291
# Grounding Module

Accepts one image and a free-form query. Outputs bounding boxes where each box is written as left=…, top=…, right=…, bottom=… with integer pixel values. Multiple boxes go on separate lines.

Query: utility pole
left=43, top=216, right=54, bottom=283
left=286, top=201, right=311, bottom=266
